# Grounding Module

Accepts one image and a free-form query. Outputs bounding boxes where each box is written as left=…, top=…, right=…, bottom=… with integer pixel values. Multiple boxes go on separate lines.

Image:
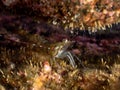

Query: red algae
left=0, top=0, right=120, bottom=31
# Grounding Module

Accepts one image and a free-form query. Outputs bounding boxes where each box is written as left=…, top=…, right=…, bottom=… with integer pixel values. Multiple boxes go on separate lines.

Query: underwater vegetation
left=1, top=0, right=120, bottom=31
left=0, top=0, right=120, bottom=90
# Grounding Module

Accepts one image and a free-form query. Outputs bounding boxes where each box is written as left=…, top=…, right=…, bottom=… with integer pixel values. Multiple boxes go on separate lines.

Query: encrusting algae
left=1, top=0, right=120, bottom=31
left=0, top=0, right=120, bottom=90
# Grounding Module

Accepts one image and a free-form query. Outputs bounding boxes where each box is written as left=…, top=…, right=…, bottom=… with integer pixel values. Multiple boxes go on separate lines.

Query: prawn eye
left=52, top=45, right=63, bottom=57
